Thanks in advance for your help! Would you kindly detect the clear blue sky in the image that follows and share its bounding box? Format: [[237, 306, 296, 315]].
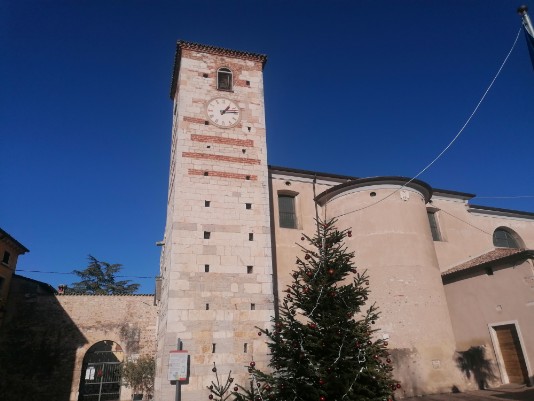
[[2, 1, 533, 293]]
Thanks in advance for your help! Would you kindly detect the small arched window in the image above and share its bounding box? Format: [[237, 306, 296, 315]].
[[217, 67, 233, 91], [493, 228, 521, 248]]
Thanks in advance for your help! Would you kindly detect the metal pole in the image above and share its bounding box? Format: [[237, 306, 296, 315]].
[[98, 364, 103, 401], [518, 5, 534, 35], [175, 338, 182, 401]]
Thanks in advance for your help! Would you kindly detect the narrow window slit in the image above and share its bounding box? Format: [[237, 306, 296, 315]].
[[249, 233, 254, 241], [205, 264, 210, 272], [244, 343, 248, 353], [205, 200, 211, 207], [247, 266, 253, 274], [251, 303, 256, 310], [212, 343, 216, 353], [204, 231, 211, 239]]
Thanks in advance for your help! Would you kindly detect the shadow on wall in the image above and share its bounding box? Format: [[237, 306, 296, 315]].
[[455, 346, 498, 390], [0, 275, 87, 401]]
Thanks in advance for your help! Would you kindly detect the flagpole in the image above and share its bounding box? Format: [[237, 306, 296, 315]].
[[518, 5, 534, 35]]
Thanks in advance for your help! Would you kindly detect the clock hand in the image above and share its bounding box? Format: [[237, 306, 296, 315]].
[[220, 105, 230, 115]]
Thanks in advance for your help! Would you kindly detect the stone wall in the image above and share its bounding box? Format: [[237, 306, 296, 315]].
[[0, 275, 157, 401], [57, 294, 157, 400]]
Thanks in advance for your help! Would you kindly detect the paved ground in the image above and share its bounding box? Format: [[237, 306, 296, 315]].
[[402, 385, 534, 401]]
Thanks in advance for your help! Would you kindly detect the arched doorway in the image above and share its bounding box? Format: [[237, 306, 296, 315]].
[[78, 340, 124, 401]]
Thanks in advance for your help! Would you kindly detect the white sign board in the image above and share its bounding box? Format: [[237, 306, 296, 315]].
[[85, 366, 95, 380], [168, 350, 188, 381]]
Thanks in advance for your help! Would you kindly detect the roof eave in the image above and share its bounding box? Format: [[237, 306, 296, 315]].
[[0, 228, 29, 254], [468, 204, 534, 220], [442, 249, 534, 279]]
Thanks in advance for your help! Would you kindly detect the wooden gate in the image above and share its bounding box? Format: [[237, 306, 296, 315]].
[[494, 324, 529, 384]]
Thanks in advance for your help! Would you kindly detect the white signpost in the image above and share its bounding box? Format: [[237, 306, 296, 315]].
[[168, 350, 188, 381]]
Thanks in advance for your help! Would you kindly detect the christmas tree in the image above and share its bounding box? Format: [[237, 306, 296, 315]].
[[209, 219, 399, 401]]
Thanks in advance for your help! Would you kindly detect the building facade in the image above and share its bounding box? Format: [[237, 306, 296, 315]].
[[0, 228, 29, 326], [156, 41, 534, 399]]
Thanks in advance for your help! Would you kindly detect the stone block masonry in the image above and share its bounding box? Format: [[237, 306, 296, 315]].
[[155, 41, 274, 401]]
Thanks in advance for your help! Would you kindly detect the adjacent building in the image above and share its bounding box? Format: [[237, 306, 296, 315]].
[[0, 228, 29, 326]]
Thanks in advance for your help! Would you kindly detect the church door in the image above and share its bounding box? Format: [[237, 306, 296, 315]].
[[494, 324, 529, 384]]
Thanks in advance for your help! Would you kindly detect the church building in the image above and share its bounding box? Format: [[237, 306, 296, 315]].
[[155, 41, 534, 400]]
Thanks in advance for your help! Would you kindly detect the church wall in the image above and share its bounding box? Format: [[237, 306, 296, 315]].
[[431, 197, 534, 271], [270, 174, 465, 396], [321, 183, 464, 396], [444, 260, 534, 388], [270, 174, 337, 294]]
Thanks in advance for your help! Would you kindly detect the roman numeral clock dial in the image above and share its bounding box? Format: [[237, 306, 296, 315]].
[[206, 97, 241, 128]]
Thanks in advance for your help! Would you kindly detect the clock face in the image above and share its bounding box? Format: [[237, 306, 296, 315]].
[[206, 98, 240, 128]]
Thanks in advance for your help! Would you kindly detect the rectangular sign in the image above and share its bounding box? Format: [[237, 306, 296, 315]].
[[85, 366, 95, 380], [168, 350, 188, 381]]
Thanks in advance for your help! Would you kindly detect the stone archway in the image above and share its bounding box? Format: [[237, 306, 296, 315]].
[[78, 340, 124, 401]]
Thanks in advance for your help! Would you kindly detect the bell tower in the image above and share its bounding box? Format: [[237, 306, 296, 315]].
[[155, 41, 274, 401]]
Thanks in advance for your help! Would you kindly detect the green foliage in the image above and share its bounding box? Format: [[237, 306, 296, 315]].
[[121, 355, 155, 399], [209, 219, 399, 401], [67, 255, 140, 295]]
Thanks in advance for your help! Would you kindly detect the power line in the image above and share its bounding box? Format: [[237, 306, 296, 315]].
[[438, 209, 493, 237], [16, 269, 155, 279], [332, 27, 523, 220]]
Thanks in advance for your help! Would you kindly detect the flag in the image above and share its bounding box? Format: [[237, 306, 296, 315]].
[[524, 24, 534, 70]]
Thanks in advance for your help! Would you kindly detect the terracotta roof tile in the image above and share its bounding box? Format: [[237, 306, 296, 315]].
[[177, 41, 267, 64], [442, 248, 533, 277]]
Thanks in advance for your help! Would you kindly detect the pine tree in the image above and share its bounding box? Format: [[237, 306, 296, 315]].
[[208, 219, 400, 401], [67, 255, 140, 294], [253, 219, 399, 401]]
